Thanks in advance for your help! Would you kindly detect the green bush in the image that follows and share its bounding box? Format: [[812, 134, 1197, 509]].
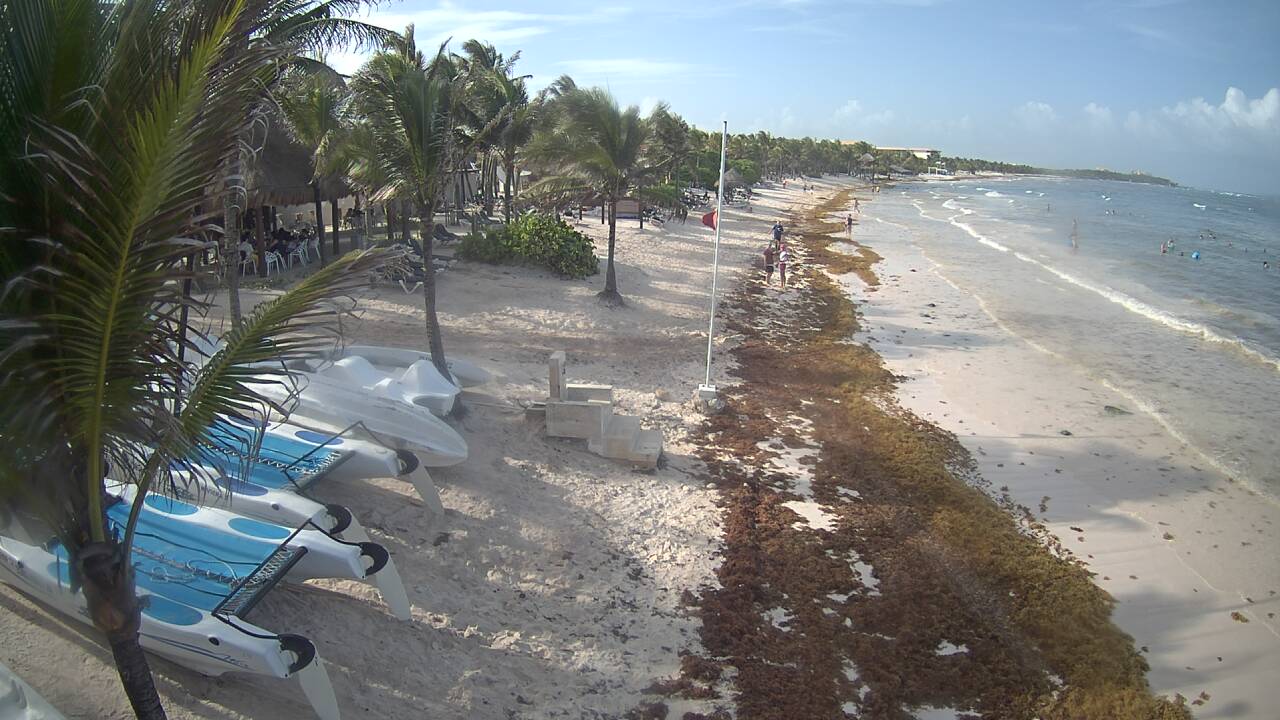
[[456, 213, 599, 279], [455, 226, 510, 264]]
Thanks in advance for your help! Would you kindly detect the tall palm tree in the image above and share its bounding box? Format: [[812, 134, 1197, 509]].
[[0, 1, 394, 717], [648, 103, 692, 188], [278, 71, 351, 263], [526, 86, 651, 306], [352, 28, 477, 379], [460, 42, 538, 223]]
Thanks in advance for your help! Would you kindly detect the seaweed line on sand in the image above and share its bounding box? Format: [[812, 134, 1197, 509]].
[[661, 187, 1193, 720]]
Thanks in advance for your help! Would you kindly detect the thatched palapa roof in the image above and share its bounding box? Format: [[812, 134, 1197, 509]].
[[245, 119, 350, 206]]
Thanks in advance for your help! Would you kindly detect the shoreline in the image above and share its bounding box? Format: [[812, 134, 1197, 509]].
[[846, 191, 1280, 717], [674, 183, 1190, 718]]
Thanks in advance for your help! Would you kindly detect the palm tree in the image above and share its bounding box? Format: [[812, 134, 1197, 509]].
[[464, 43, 537, 223], [0, 0, 395, 717], [352, 28, 473, 379], [278, 71, 351, 264], [526, 86, 651, 306], [648, 103, 693, 188]]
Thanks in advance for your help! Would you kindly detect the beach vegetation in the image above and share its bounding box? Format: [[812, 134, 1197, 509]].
[[457, 212, 598, 278]]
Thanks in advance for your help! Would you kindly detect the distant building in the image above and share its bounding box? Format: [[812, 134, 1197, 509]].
[[840, 141, 941, 162]]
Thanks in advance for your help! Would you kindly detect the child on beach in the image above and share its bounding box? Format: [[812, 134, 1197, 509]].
[[777, 242, 790, 287], [763, 244, 776, 283]]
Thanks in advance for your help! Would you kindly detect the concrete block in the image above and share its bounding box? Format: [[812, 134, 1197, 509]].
[[548, 351, 566, 399], [546, 399, 610, 440], [564, 383, 613, 403], [588, 414, 640, 458], [629, 429, 663, 467]]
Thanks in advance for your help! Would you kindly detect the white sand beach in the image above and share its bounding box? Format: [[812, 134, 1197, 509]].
[[842, 199, 1280, 718], [0, 179, 816, 719]]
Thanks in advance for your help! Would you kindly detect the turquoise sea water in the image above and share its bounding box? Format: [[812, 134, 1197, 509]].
[[875, 177, 1280, 498]]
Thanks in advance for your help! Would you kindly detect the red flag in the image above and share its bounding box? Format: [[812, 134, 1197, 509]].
[[701, 210, 717, 230]]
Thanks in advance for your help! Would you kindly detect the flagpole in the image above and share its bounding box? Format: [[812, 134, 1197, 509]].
[[702, 120, 729, 393]]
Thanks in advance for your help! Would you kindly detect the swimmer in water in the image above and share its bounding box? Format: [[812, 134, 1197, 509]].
[[1264, 261, 1270, 270], [1070, 219, 1079, 252]]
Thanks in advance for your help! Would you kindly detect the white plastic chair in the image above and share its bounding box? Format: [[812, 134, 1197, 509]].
[[265, 250, 284, 276], [238, 242, 257, 276], [306, 238, 321, 262], [288, 244, 307, 268]]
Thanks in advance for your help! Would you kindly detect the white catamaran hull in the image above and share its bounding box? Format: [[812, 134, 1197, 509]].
[[250, 373, 468, 467], [329, 345, 492, 389]]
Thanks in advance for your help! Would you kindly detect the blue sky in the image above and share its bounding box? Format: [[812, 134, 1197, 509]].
[[329, 0, 1280, 194]]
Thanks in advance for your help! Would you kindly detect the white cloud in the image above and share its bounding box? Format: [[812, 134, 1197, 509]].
[[325, 2, 630, 75], [1162, 87, 1279, 133], [863, 109, 896, 125], [1083, 102, 1113, 128], [835, 99, 862, 118], [1014, 100, 1058, 128], [833, 99, 894, 126]]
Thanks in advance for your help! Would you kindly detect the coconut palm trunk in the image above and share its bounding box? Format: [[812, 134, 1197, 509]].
[[312, 183, 327, 264], [330, 195, 341, 257], [417, 200, 450, 379], [601, 194, 621, 305], [223, 196, 243, 328], [503, 158, 515, 223], [81, 542, 167, 720]]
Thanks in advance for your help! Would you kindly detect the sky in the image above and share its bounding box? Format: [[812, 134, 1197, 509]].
[[327, 0, 1280, 195]]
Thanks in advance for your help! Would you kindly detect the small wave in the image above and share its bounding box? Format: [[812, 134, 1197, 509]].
[[941, 199, 961, 211], [984, 191, 1004, 198], [1193, 203, 1206, 209], [1025, 190, 1034, 194], [945, 214, 1280, 374], [1037, 192, 1045, 197], [975, 187, 989, 191]]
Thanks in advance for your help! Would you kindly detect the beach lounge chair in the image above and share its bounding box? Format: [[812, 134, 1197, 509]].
[[0, 484, 398, 720]]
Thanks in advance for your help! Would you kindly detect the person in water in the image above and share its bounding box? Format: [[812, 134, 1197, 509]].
[[846, 214, 854, 233]]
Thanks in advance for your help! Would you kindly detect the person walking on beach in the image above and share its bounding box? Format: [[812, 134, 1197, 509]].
[[854, 198, 860, 213], [772, 221, 784, 245], [763, 243, 776, 284], [846, 214, 854, 234], [777, 242, 791, 287]]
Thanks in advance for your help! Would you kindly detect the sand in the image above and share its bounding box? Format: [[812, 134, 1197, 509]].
[[843, 200, 1280, 718], [4, 173, 1271, 719], [0, 179, 811, 719]]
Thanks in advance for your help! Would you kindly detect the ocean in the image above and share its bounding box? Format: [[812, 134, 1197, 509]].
[[870, 176, 1280, 499]]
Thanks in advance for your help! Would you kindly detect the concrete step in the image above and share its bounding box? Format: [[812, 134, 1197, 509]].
[[587, 415, 662, 467], [588, 414, 640, 457], [628, 429, 663, 467]]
